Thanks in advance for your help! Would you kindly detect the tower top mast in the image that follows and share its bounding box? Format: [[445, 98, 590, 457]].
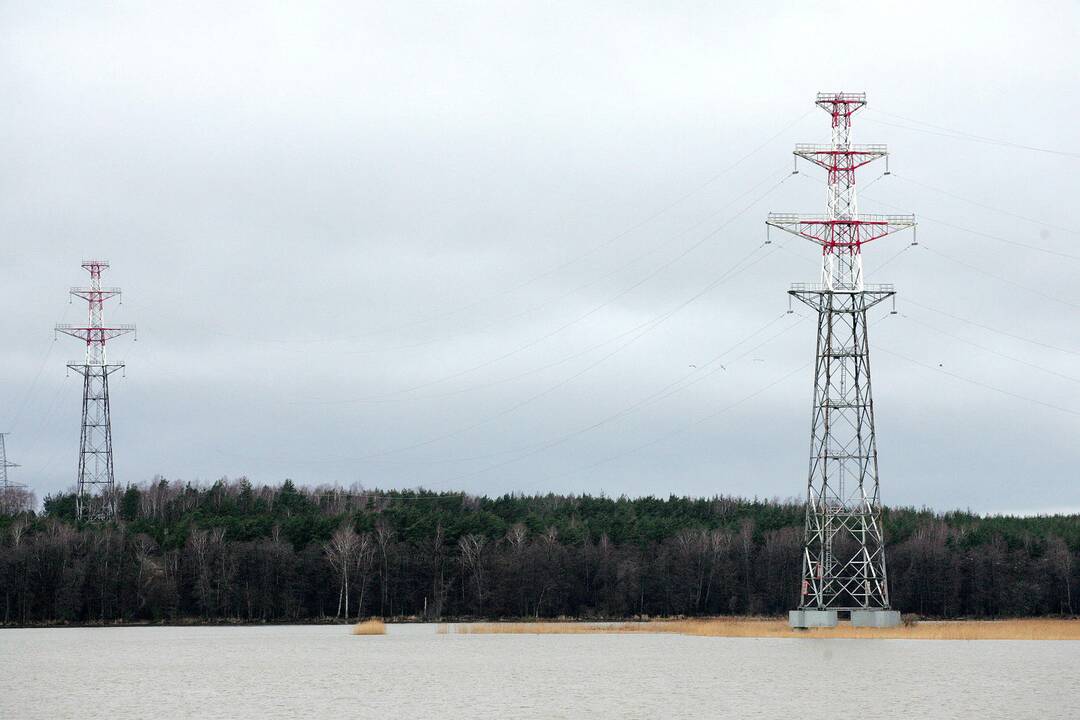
[[768, 92, 914, 292]]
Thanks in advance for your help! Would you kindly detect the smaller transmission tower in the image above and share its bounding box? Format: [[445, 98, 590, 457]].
[[56, 260, 135, 521], [0, 433, 28, 515], [0, 433, 23, 491]]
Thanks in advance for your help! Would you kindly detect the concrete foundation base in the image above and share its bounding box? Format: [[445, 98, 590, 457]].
[[789, 609, 838, 628], [850, 609, 902, 628]]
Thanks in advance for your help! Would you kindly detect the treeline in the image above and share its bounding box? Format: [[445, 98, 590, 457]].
[[0, 477, 1076, 625]]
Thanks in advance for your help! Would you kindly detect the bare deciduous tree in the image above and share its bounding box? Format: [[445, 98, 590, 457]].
[[0, 486, 34, 516], [352, 532, 375, 620], [427, 524, 449, 620], [1047, 535, 1074, 616], [323, 525, 361, 619], [374, 520, 395, 616], [458, 534, 487, 614]]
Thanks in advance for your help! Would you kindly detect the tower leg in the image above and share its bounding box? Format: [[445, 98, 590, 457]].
[[75, 368, 92, 520]]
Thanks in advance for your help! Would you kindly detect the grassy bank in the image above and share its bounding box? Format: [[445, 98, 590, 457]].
[[446, 617, 1080, 640], [351, 619, 387, 635]]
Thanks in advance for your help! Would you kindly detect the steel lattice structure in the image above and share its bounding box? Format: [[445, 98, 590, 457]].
[[0, 433, 21, 492], [56, 260, 135, 521], [768, 93, 914, 628], [0, 433, 26, 515]]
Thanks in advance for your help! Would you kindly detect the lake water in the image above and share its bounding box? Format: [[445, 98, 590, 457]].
[[0, 624, 1075, 719]]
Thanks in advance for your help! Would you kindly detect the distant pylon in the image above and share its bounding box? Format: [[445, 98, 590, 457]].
[[56, 260, 135, 521], [0, 433, 26, 515], [767, 93, 915, 628], [0, 433, 22, 490]]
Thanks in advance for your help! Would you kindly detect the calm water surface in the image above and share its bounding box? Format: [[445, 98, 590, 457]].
[[0, 624, 1076, 719]]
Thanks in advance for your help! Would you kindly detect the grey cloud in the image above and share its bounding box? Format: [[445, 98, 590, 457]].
[[2, 1, 1079, 513]]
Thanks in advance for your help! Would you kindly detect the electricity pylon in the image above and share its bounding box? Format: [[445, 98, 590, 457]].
[[56, 260, 135, 521], [0, 432, 22, 490], [767, 93, 914, 628], [0, 433, 27, 515]]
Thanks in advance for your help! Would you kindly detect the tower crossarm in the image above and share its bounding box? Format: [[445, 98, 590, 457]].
[[815, 92, 867, 115], [788, 285, 895, 313], [794, 144, 887, 172], [767, 213, 915, 249], [55, 323, 136, 344], [66, 360, 124, 376], [815, 92, 866, 106], [0, 433, 23, 491], [70, 286, 122, 302]]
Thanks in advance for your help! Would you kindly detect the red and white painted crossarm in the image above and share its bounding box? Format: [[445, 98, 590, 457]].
[[793, 144, 887, 172], [69, 286, 122, 302], [766, 213, 916, 248], [814, 92, 867, 114]]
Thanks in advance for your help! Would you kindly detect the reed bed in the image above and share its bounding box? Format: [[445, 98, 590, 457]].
[[351, 619, 387, 636], [450, 618, 1080, 640]]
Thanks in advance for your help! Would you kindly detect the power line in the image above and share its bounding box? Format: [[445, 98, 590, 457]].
[[151, 110, 815, 350], [889, 173, 1079, 236], [19, 380, 70, 471], [315, 171, 797, 404], [867, 110, 1080, 159], [427, 312, 808, 488], [418, 311, 806, 474], [865, 243, 914, 276], [522, 361, 811, 491], [524, 304, 884, 495], [332, 164, 795, 358], [222, 253, 788, 469], [360, 304, 723, 405], [351, 244, 781, 405], [920, 243, 1080, 310], [899, 311, 1080, 387], [863, 192, 1080, 262], [337, 107, 808, 340], [904, 298, 1080, 359], [6, 302, 72, 432], [7, 336, 58, 433], [333, 305, 788, 466], [154, 164, 792, 360], [877, 345, 1080, 419], [798, 169, 1080, 264]]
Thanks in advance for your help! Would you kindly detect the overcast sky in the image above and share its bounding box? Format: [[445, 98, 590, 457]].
[[2, 1, 1078, 514]]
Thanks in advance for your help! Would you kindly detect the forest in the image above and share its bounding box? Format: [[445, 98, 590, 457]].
[[0, 478, 1076, 625]]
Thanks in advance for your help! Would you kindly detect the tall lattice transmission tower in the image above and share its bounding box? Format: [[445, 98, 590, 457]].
[[768, 93, 915, 628], [56, 260, 135, 521]]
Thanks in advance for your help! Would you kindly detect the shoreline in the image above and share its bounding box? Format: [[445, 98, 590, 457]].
[[446, 617, 1080, 640], [8, 616, 1080, 640]]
